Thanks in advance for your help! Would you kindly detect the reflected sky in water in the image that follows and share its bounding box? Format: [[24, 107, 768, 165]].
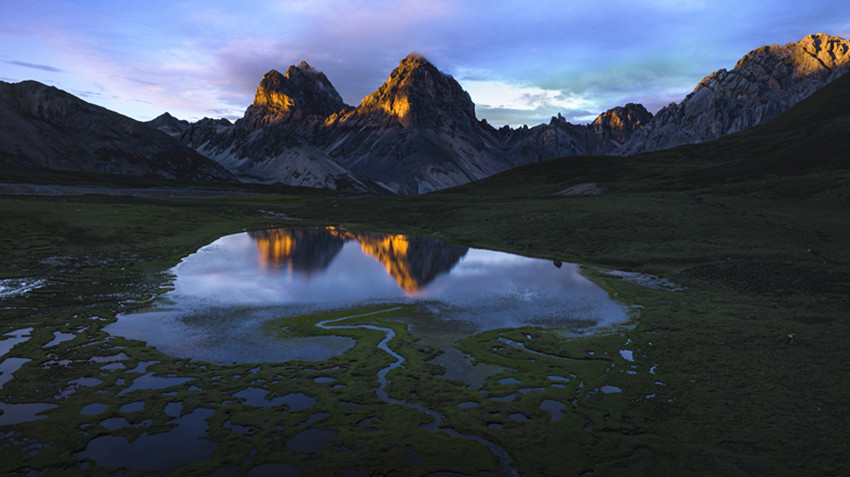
[[107, 228, 630, 363]]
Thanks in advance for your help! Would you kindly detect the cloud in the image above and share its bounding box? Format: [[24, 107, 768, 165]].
[[4, 60, 62, 73], [2, 0, 847, 125], [476, 104, 597, 128]]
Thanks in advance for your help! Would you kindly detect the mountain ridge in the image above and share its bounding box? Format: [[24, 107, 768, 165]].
[[173, 33, 848, 193], [0, 80, 235, 181], [625, 33, 850, 153], [6, 33, 845, 193]]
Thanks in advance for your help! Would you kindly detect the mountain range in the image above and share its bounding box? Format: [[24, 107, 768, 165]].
[[169, 33, 849, 193], [1, 33, 847, 192], [0, 81, 233, 182]]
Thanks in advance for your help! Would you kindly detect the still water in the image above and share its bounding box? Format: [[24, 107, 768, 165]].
[[107, 227, 629, 363]]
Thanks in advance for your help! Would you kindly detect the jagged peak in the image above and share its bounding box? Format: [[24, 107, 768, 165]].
[[732, 33, 850, 72], [355, 53, 476, 130], [245, 62, 346, 128], [591, 103, 652, 145], [153, 111, 182, 121], [399, 52, 432, 68], [285, 61, 322, 79]]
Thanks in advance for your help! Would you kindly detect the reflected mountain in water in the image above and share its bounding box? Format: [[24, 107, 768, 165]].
[[248, 227, 468, 292], [249, 228, 345, 274]]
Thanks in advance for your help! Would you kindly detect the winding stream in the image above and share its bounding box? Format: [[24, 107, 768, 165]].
[[317, 308, 518, 476]]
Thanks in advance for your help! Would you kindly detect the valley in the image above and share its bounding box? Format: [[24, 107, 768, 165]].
[[1, 71, 849, 475], [1, 28, 849, 477]]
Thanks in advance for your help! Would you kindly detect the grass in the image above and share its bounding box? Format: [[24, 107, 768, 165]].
[[0, 74, 849, 475]]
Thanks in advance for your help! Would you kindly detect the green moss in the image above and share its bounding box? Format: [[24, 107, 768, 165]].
[[2, 88, 850, 477]]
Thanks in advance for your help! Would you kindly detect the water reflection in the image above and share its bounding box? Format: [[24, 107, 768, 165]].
[[250, 228, 346, 274], [249, 227, 468, 292], [107, 227, 629, 364]]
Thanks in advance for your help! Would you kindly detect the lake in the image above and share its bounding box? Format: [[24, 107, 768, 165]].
[[106, 227, 630, 364]]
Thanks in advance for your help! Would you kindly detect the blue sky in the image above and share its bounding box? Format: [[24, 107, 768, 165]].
[[1, 0, 847, 127]]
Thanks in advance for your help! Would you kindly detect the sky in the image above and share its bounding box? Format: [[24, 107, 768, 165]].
[[1, 1, 848, 127]]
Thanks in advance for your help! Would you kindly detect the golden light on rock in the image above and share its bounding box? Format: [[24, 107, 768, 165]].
[[249, 227, 459, 293], [253, 229, 298, 270], [354, 233, 420, 292]]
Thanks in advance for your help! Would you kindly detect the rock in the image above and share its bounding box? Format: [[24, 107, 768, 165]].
[[174, 34, 850, 194], [146, 112, 189, 137], [241, 62, 348, 129], [591, 103, 653, 150], [0, 80, 235, 181], [625, 33, 850, 153]]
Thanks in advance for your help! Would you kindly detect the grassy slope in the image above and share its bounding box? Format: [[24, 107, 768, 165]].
[[280, 73, 850, 474], [0, 75, 848, 475]]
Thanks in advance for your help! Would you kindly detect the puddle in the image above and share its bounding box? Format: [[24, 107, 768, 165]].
[[457, 401, 479, 409], [286, 428, 338, 452], [57, 377, 102, 398], [165, 402, 182, 418], [619, 349, 634, 362], [90, 353, 129, 363], [428, 345, 504, 388], [232, 388, 316, 411], [100, 417, 133, 430], [601, 269, 682, 291], [282, 393, 317, 411], [126, 360, 157, 373], [498, 336, 581, 361], [45, 331, 75, 347], [299, 412, 329, 427], [107, 309, 355, 364], [233, 387, 288, 408], [77, 408, 216, 472], [313, 377, 336, 383], [498, 377, 521, 385], [588, 385, 623, 397], [0, 327, 33, 357], [518, 387, 545, 394], [118, 372, 193, 395], [490, 394, 517, 402], [0, 279, 46, 299], [0, 401, 57, 425], [80, 403, 108, 416], [539, 400, 567, 422], [223, 420, 254, 434], [120, 402, 144, 413], [508, 413, 530, 422], [547, 375, 570, 383], [0, 357, 30, 390]]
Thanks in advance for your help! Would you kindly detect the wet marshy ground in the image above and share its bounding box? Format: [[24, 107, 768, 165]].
[[0, 227, 674, 475]]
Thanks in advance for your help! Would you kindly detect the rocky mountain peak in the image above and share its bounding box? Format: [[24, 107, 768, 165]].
[[724, 33, 850, 85], [591, 103, 652, 145], [356, 53, 477, 131], [242, 63, 346, 129], [625, 33, 850, 154], [147, 112, 189, 137]]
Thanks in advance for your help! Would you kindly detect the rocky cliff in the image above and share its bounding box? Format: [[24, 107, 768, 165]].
[[241, 62, 348, 130], [182, 54, 521, 194], [147, 112, 189, 137], [175, 33, 849, 193], [0, 80, 234, 181], [626, 33, 850, 153], [592, 104, 653, 150], [322, 54, 513, 193]]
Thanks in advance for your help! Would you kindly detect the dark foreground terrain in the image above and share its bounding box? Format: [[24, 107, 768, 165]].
[[0, 75, 848, 476]]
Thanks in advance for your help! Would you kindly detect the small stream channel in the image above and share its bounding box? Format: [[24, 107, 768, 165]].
[[316, 308, 518, 476]]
